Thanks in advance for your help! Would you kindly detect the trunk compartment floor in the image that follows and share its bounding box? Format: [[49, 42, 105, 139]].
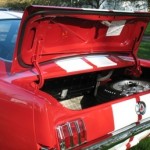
[[60, 96, 83, 110]]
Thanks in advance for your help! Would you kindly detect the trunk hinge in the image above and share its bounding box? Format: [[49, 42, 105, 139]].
[[127, 38, 142, 77], [32, 40, 44, 89], [131, 27, 145, 77], [132, 53, 142, 77]]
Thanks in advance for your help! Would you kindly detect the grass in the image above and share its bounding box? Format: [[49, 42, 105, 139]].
[[137, 22, 150, 60], [130, 24, 150, 150], [131, 138, 150, 150], [138, 41, 150, 60], [144, 23, 150, 35]]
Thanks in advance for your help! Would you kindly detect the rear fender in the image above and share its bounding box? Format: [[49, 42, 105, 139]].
[[139, 59, 150, 68]]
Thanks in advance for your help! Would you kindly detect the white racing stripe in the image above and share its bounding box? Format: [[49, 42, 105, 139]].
[[55, 55, 117, 72], [55, 57, 93, 72], [118, 56, 134, 61], [112, 98, 138, 131], [85, 55, 117, 67]]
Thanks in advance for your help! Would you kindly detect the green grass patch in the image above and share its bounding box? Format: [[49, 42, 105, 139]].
[[131, 137, 150, 150], [144, 23, 150, 35], [138, 41, 150, 60], [136, 22, 150, 59]]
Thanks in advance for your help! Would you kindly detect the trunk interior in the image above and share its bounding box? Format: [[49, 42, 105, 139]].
[[41, 67, 150, 110]]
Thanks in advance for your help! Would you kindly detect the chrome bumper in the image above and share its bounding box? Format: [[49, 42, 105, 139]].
[[82, 120, 150, 150]]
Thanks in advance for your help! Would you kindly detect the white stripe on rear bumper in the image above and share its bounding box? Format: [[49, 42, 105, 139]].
[[112, 98, 138, 131]]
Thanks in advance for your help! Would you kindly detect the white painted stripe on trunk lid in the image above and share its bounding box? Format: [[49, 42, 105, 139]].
[[85, 55, 117, 67], [55, 57, 93, 72]]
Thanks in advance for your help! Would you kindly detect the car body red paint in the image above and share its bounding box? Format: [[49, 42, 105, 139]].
[[0, 5, 150, 150]]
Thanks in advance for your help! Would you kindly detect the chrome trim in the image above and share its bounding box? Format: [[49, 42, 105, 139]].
[[82, 120, 150, 150], [57, 126, 66, 150], [57, 119, 87, 150], [136, 101, 146, 115], [75, 120, 81, 144], [67, 122, 74, 147]]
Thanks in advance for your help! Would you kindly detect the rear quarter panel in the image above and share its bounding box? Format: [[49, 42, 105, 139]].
[[0, 80, 37, 150]]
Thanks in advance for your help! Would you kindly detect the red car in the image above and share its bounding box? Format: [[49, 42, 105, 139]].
[[0, 5, 150, 150]]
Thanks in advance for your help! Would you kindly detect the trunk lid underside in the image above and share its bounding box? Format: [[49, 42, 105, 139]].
[[11, 5, 150, 73]]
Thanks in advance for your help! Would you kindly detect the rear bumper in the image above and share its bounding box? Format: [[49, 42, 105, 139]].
[[82, 119, 150, 150]]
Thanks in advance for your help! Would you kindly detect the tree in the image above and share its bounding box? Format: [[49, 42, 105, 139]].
[[6, 0, 32, 10], [3, 0, 149, 11], [85, 0, 107, 9], [65, 0, 106, 8], [32, 0, 63, 5]]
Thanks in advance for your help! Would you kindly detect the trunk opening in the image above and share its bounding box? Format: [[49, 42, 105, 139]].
[[41, 67, 150, 110]]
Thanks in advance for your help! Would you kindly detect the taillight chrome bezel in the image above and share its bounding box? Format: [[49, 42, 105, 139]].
[[56, 119, 87, 150]]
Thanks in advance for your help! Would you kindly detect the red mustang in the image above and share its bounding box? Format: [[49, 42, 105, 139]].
[[0, 5, 150, 150]]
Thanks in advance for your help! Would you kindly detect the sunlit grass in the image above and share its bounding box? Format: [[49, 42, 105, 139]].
[[144, 23, 150, 35], [138, 41, 150, 60], [130, 137, 150, 150]]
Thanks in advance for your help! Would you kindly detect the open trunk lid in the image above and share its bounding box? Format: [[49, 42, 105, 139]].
[[11, 5, 150, 73]]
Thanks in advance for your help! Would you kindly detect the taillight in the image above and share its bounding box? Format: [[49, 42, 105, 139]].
[[77, 119, 86, 144], [56, 119, 87, 150]]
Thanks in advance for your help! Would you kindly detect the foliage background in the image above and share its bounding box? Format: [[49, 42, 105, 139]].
[[0, 0, 149, 10]]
